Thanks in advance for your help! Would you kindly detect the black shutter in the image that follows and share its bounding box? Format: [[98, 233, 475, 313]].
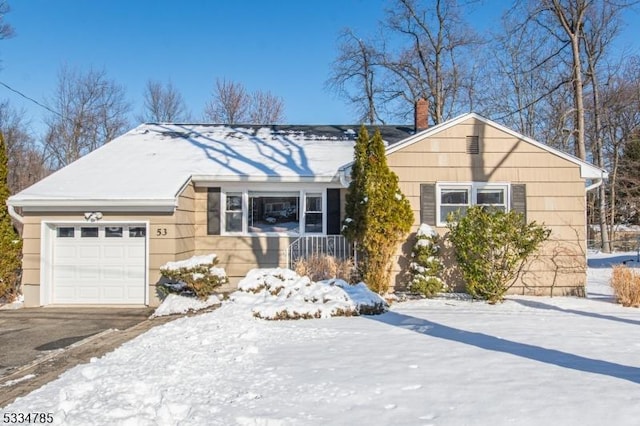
[[420, 183, 437, 225], [326, 188, 341, 235], [511, 184, 526, 220], [207, 187, 221, 235]]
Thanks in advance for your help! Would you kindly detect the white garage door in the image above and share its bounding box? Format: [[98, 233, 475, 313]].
[[52, 224, 147, 304]]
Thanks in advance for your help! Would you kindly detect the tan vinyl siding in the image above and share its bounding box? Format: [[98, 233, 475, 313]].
[[387, 116, 589, 296], [17, 182, 197, 307]]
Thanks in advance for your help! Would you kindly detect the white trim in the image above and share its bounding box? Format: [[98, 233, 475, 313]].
[[436, 182, 510, 226], [40, 220, 150, 306], [192, 174, 339, 183], [40, 223, 52, 305], [174, 176, 193, 199], [13, 199, 176, 212]]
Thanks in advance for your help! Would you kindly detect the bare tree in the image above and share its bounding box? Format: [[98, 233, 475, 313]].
[[249, 90, 285, 124], [581, 2, 625, 252], [514, 0, 637, 161], [381, 0, 481, 124], [544, 0, 591, 160], [204, 78, 250, 124], [0, 1, 14, 41], [484, 10, 568, 140], [44, 66, 131, 170], [0, 101, 47, 193], [327, 29, 385, 124], [328, 0, 482, 125], [601, 57, 640, 228], [204, 78, 285, 124], [137, 80, 190, 123]]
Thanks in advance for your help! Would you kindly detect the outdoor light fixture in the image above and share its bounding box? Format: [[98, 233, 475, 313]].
[[84, 211, 103, 222]]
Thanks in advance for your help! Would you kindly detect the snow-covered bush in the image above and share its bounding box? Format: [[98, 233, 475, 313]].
[[151, 294, 221, 318], [293, 255, 354, 282], [611, 265, 640, 307], [408, 224, 446, 297], [159, 254, 228, 300], [235, 268, 387, 320]]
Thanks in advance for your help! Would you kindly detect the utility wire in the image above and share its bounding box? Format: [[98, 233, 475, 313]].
[[0, 80, 64, 118]]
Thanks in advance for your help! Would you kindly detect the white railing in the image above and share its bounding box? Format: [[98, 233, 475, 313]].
[[287, 235, 354, 269]]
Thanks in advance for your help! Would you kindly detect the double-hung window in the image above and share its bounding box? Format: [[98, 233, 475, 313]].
[[304, 193, 323, 233], [476, 188, 506, 212], [225, 192, 243, 233], [440, 188, 470, 221], [437, 183, 509, 225]]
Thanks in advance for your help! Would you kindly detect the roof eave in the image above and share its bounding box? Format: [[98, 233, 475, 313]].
[[191, 174, 340, 184], [8, 198, 178, 213], [581, 165, 609, 180]]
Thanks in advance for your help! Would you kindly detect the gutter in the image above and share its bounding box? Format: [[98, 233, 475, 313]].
[[7, 198, 178, 213], [191, 174, 338, 183]]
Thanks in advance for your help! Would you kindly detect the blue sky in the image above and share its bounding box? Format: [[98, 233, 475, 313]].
[[0, 0, 638, 137]]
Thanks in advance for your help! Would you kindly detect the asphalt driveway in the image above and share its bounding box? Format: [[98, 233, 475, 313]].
[[0, 307, 154, 378]]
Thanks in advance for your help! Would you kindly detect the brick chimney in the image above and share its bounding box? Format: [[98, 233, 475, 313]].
[[414, 98, 429, 132]]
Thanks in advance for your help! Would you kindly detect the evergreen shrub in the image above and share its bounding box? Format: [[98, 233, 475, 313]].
[[0, 133, 22, 303], [447, 206, 550, 303], [159, 255, 228, 300], [409, 223, 446, 297]]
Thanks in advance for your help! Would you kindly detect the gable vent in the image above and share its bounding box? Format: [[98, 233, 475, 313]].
[[466, 136, 479, 154]]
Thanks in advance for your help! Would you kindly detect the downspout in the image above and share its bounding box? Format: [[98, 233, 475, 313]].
[[585, 178, 603, 193], [7, 203, 24, 225], [584, 173, 605, 256]]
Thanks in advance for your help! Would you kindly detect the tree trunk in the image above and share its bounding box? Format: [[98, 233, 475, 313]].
[[570, 31, 587, 160]]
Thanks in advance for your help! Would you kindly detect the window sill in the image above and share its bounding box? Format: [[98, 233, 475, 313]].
[[219, 232, 327, 237]]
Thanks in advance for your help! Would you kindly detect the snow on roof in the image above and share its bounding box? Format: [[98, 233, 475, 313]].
[[9, 124, 371, 209]]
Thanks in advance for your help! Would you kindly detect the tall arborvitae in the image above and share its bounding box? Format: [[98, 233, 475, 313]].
[[342, 126, 414, 294], [0, 132, 22, 302], [342, 126, 369, 243]]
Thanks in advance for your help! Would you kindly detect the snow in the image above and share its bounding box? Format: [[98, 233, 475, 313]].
[[160, 254, 218, 271], [8, 124, 359, 207], [160, 254, 227, 281], [416, 223, 437, 237], [4, 252, 640, 425], [235, 269, 386, 319], [150, 294, 221, 318], [0, 374, 35, 388]]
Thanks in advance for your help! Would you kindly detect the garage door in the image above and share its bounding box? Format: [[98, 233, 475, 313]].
[[52, 224, 146, 304]]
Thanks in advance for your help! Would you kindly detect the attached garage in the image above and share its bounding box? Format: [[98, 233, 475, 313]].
[[44, 223, 148, 305]]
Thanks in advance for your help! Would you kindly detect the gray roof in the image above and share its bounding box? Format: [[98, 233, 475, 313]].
[[146, 123, 415, 144]]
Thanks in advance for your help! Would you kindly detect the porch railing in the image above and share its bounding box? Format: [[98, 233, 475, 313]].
[[286, 235, 355, 269]]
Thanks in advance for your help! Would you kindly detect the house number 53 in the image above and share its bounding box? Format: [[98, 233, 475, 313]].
[[156, 228, 168, 236]]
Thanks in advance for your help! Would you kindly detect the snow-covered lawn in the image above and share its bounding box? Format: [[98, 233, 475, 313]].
[[4, 253, 640, 425]]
